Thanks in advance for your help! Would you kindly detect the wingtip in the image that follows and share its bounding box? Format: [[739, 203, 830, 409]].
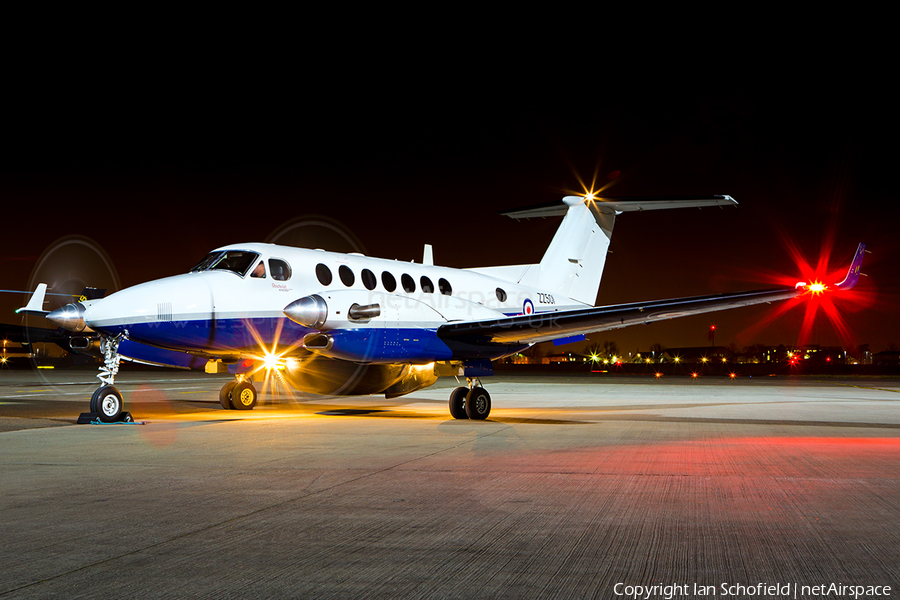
[[16, 283, 49, 315], [834, 243, 866, 290]]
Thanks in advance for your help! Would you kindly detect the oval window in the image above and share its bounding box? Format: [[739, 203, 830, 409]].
[[420, 276, 434, 293], [361, 268, 377, 290], [438, 278, 452, 295], [269, 259, 291, 281], [496, 288, 507, 302], [381, 271, 397, 292], [339, 265, 355, 287], [401, 274, 416, 293], [316, 264, 332, 286]]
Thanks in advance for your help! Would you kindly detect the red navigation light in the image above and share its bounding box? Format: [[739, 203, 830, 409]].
[[807, 281, 826, 295]]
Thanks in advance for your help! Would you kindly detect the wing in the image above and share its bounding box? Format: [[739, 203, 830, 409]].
[[438, 287, 803, 345], [438, 243, 867, 346]]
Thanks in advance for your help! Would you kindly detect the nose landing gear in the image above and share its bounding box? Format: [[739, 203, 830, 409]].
[[448, 378, 491, 420], [80, 332, 132, 423]]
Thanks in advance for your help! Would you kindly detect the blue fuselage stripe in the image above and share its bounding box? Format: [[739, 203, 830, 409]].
[[97, 317, 463, 363]]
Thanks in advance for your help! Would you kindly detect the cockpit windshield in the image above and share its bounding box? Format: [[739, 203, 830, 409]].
[[190, 250, 261, 277]]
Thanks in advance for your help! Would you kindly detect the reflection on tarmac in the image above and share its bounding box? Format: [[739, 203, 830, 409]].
[[1, 368, 898, 598]]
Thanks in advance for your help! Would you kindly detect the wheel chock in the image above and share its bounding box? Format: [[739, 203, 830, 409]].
[[77, 412, 139, 424]]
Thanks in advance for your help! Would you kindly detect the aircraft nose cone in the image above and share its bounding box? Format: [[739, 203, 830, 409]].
[[47, 303, 92, 332]]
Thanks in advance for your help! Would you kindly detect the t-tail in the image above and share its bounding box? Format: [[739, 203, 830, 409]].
[[500, 195, 738, 305]]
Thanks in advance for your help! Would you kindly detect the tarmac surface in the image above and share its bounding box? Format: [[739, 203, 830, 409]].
[[1, 368, 898, 599]]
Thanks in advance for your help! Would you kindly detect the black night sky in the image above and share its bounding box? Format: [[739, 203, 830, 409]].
[[2, 60, 897, 355]]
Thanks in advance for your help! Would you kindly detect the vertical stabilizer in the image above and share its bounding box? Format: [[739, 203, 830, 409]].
[[528, 197, 615, 305], [502, 195, 737, 306]]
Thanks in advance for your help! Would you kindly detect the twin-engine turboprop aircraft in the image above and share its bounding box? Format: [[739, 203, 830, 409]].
[[20, 195, 866, 422]]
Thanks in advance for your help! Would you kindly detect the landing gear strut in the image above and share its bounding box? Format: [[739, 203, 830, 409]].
[[448, 377, 491, 420], [86, 332, 128, 423], [219, 377, 258, 410]]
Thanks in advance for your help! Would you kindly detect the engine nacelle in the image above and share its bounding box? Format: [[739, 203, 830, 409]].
[[285, 290, 449, 331], [47, 302, 94, 333]]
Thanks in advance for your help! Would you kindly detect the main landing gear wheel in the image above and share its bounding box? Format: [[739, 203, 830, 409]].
[[219, 381, 237, 410], [449, 386, 469, 420], [230, 381, 258, 410], [94, 386, 124, 423], [465, 387, 491, 420]]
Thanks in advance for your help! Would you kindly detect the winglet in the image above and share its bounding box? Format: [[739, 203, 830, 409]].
[[834, 243, 866, 290], [16, 283, 49, 315]]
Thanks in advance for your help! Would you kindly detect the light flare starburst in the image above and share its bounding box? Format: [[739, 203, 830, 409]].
[[733, 226, 872, 349]]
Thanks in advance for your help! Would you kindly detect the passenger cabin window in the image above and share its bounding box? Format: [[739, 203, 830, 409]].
[[381, 271, 397, 292], [339, 265, 355, 287], [401, 274, 415, 293], [191, 250, 260, 277], [496, 288, 507, 302], [439, 278, 452, 295], [420, 276, 434, 293], [251, 261, 266, 278], [361, 269, 377, 290], [269, 259, 291, 281], [316, 264, 333, 286]]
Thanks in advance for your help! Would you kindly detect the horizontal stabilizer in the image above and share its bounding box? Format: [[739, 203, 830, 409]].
[[500, 195, 737, 219]]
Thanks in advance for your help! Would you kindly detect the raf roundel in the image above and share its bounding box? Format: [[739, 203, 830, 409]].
[[523, 299, 534, 315]]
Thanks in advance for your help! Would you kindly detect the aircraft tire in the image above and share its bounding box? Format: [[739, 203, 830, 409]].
[[449, 387, 469, 419], [231, 381, 257, 410], [219, 381, 237, 410], [96, 386, 124, 422], [465, 387, 491, 420], [89, 387, 103, 413]]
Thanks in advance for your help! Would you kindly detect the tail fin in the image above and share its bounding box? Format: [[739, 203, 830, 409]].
[[502, 195, 737, 305]]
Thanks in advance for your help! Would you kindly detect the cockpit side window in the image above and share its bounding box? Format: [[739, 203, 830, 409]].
[[193, 250, 261, 277], [250, 260, 266, 278], [269, 259, 291, 281]]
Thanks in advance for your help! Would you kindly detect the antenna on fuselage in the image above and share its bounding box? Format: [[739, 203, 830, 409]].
[[423, 244, 434, 266]]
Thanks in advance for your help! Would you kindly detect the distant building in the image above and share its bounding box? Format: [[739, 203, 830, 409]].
[[873, 351, 900, 366], [662, 344, 846, 365], [661, 346, 732, 364]]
